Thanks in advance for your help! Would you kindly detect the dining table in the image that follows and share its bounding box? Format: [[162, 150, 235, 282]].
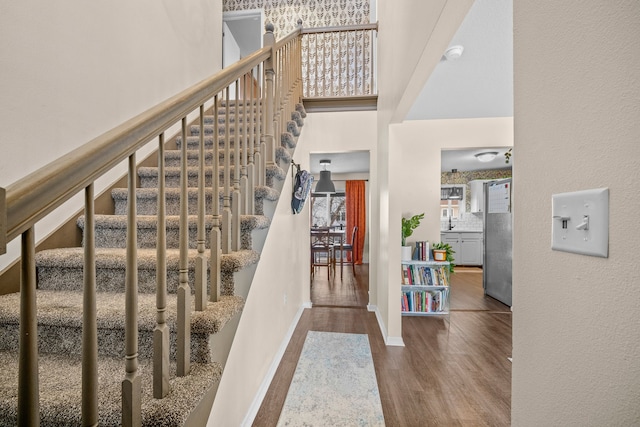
[[310, 227, 346, 274]]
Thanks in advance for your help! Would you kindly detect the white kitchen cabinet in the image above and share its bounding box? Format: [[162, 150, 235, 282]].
[[469, 180, 489, 213], [441, 233, 461, 261], [440, 232, 483, 266]]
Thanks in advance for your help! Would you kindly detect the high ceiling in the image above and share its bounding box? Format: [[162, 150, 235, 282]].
[[406, 0, 513, 121]]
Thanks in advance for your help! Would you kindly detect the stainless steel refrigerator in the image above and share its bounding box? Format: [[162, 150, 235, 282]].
[[483, 178, 512, 307]]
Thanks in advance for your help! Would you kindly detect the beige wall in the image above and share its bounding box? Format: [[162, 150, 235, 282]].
[[387, 117, 513, 343], [0, 0, 223, 271], [512, 1, 640, 425], [208, 150, 311, 426], [212, 110, 377, 425], [375, 0, 473, 344], [392, 118, 513, 247]]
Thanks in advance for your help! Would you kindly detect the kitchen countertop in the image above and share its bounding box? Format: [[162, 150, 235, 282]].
[[441, 230, 483, 233]]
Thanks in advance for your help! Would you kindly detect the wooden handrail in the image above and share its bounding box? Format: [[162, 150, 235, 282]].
[[301, 22, 378, 35], [2, 45, 273, 245]]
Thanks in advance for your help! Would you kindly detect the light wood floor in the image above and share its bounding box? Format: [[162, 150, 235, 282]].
[[253, 264, 512, 426]]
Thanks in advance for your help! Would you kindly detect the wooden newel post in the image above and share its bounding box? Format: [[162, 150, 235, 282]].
[[263, 23, 276, 169]]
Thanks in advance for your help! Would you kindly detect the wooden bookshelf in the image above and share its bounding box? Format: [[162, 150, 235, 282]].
[[401, 260, 450, 316]]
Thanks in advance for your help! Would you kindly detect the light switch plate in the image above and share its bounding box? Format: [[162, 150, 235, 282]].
[[552, 188, 609, 257]]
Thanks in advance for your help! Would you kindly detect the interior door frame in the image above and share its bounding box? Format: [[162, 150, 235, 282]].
[[222, 9, 264, 68]]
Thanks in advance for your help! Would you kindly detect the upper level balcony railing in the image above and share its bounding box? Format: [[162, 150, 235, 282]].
[[301, 23, 378, 111]]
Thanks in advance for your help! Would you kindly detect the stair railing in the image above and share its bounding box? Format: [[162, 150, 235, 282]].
[[0, 22, 302, 426]]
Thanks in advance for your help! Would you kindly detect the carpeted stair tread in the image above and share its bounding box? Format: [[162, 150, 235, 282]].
[[203, 115, 257, 125], [111, 186, 278, 216], [174, 136, 245, 150], [77, 215, 271, 234], [137, 164, 286, 188], [0, 290, 243, 336], [35, 247, 260, 295], [254, 185, 280, 202], [175, 134, 294, 152], [281, 132, 297, 149], [164, 146, 291, 167], [190, 124, 258, 136], [79, 214, 270, 232], [0, 350, 221, 426], [35, 247, 259, 272], [77, 214, 270, 250]]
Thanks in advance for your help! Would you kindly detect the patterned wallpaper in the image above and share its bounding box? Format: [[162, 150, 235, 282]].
[[223, 0, 371, 38], [441, 168, 513, 213], [224, 0, 373, 97], [441, 168, 512, 186]]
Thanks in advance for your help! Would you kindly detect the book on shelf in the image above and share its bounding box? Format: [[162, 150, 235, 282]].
[[412, 241, 431, 261], [401, 288, 449, 313], [401, 263, 449, 287]]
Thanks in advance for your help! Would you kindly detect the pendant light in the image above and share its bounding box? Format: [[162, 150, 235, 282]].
[[447, 169, 462, 200], [448, 187, 463, 200], [315, 159, 335, 193]]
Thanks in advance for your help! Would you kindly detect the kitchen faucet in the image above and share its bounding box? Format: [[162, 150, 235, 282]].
[[448, 213, 455, 230]]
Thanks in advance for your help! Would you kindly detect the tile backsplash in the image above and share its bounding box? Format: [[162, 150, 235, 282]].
[[441, 212, 483, 231]]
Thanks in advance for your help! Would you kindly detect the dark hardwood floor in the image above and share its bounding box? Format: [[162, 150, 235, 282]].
[[253, 265, 512, 426]]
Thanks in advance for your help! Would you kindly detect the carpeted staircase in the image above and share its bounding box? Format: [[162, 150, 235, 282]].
[[0, 100, 306, 425]]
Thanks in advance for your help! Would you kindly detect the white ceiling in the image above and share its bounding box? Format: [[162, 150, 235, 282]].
[[224, 13, 262, 57], [406, 0, 513, 121], [441, 147, 512, 172], [309, 152, 370, 175]]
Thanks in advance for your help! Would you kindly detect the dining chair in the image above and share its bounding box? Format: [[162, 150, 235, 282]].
[[310, 227, 332, 279], [334, 226, 358, 277]]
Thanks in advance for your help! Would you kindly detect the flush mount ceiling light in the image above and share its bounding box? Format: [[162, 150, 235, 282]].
[[315, 159, 336, 193], [475, 151, 499, 162], [444, 45, 464, 60]]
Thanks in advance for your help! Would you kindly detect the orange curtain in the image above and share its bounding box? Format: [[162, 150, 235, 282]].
[[346, 180, 366, 265]]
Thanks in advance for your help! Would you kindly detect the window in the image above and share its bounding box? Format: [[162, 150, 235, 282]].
[[440, 185, 465, 219], [310, 192, 346, 228]]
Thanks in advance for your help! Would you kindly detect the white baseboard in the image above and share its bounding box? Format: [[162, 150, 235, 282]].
[[373, 306, 405, 347], [241, 304, 306, 427]]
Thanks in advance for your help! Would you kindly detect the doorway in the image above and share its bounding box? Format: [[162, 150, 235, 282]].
[[440, 147, 513, 306], [222, 9, 264, 68], [309, 151, 370, 308]]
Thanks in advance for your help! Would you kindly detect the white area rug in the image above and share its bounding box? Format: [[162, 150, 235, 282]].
[[277, 331, 385, 426]]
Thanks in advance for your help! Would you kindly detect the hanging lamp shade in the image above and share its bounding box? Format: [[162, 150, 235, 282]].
[[315, 170, 336, 193], [448, 187, 463, 200]]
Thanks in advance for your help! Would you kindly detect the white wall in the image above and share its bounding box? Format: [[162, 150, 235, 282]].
[[512, 1, 640, 425], [0, 0, 223, 272]]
